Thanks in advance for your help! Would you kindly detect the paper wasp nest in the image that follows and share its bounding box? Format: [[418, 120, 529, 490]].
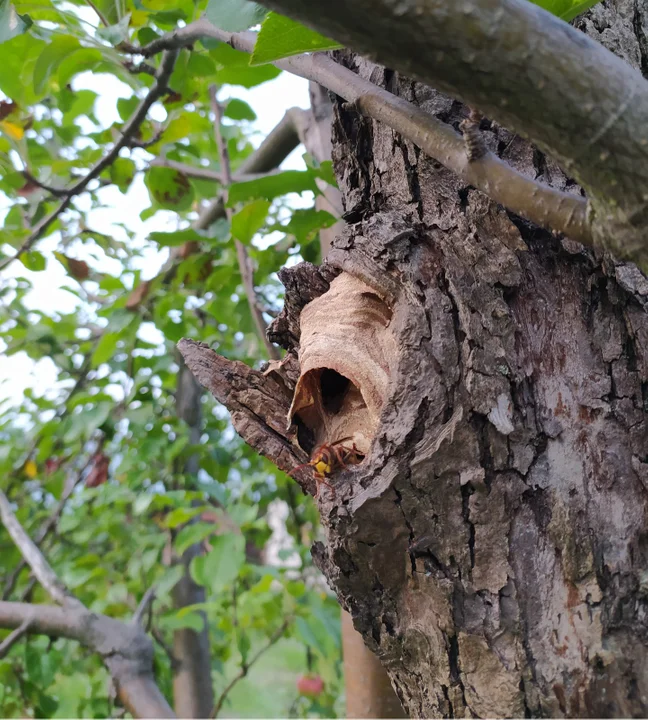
[[288, 273, 397, 456]]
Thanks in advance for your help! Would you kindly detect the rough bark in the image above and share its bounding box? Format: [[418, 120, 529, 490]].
[[181, 3, 648, 717], [299, 83, 405, 718]]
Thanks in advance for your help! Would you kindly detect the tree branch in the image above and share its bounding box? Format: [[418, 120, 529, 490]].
[[0, 487, 175, 718], [0, 617, 33, 659], [21, 170, 69, 197], [0, 489, 81, 608], [209, 85, 280, 360], [210, 618, 291, 718], [253, 0, 648, 265], [0, 50, 179, 272], [149, 157, 272, 183], [135, 20, 590, 251], [0, 602, 176, 718], [0, 471, 174, 717]]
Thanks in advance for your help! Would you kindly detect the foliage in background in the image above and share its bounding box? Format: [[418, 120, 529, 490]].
[[0, 0, 342, 715]]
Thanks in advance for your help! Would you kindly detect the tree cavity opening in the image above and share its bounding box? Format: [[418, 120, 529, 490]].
[[321, 369, 351, 415], [288, 273, 398, 458]]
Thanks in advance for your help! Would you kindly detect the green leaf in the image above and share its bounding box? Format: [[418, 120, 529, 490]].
[[187, 52, 216, 77], [149, 227, 204, 247], [91, 332, 119, 367], [145, 166, 194, 210], [202, 480, 227, 505], [0, 1, 31, 45], [164, 506, 204, 528], [224, 97, 256, 121], [174, 522, 216, 554], [57, 48, 103, 87], [133, 494, 154, 516], [210, 42, 281, 88], [190, 532, 245, 590], [231, 199, 270, 244], [274, 208, 337, 244], [0, 34, 45, 104], [228, 170, 318, 204], [161, 610, 205, 633], [530, 0, 600, 21], [156, 564, 185, 597], [217, 62, 281, 88], [110, 157, 136, 193], [33, 35, 81, 95], [96, 14, 131, 45], [117, 95, 139, 122], [237, 632, 250, 663], [19, 251, 46, 272], [295, 615, 328, 657], [160, 112, 211, 145], [251, 12, 342, 65], [205, 0, 266, 32]]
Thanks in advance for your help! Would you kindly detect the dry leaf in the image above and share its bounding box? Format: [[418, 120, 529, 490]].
[[125, 280, 152, 310]]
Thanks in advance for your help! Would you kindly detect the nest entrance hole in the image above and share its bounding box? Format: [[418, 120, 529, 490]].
[[320, 369, 351, 415]]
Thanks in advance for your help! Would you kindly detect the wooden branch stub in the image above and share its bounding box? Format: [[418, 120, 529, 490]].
[[268, 262, 341, 351], [176, 339, 315, 494]]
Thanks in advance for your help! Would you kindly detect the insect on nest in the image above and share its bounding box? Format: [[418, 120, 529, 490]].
[[290, 437, 365, 498]]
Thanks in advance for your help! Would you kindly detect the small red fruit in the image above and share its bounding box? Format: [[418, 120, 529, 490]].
[[85, 452, 109, 488], [296, 674, 324, 698], [45, 457, 61, 475]]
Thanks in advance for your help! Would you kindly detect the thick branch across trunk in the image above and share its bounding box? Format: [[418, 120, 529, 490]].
[[0, 601, 175, 718], [256, 0, 648, 264]]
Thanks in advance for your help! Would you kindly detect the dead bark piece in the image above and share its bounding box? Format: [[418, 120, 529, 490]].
[[177, 339, 314, 495], [289, 273, 397, 455], [267, 262, 340, 351]]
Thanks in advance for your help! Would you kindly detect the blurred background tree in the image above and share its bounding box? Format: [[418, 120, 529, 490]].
[[0, 0, 347, 715]]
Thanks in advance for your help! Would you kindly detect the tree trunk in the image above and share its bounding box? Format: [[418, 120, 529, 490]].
[[172, 357, 214, 718], [296, 82, 406, 719], [181, 3, 648, 717]]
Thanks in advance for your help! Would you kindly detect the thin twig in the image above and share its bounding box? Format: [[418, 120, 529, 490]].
[[119, 121, 166, 150], [133, 586, 156, 627], [82, 0, 109, 26], [134, 19, 589, 245], [209, 85, 279, 360], [152, 627, 180, 669], [122, 59, 157, 76], [21, 170, 69, 198], [0, 617, 33, 659], [0, 50, 179, 273], [0, 489, 82, 608], [210, 618, 292, 718], [2, 457, 91, 600], [149, 157, 272, 183]]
